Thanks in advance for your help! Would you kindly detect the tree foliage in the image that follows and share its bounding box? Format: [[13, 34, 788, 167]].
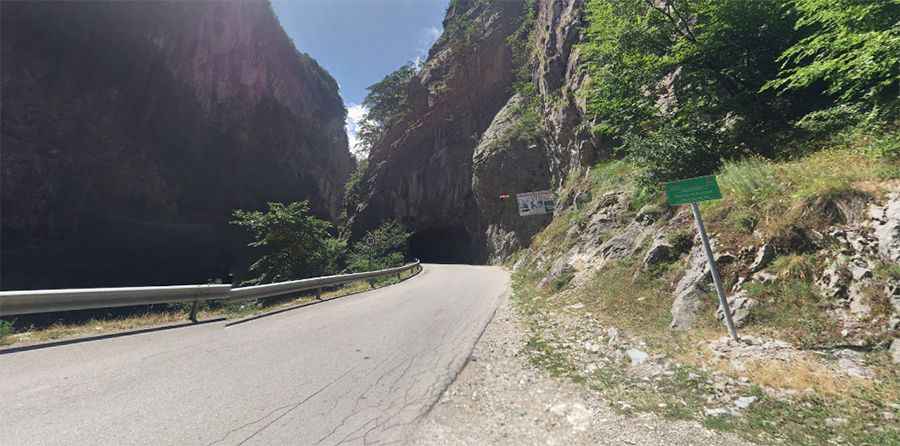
[[231, 201, 343, 284], [581, 0, 803, 182], [347, 221, 410, 273], [356, 63, 416, 153], [764, 0, 900, 107], [343, 158, 369, 218]]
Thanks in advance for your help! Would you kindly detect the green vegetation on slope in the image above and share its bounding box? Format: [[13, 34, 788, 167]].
[[511, 136, 900, 444], [578, 0, 899, 187]]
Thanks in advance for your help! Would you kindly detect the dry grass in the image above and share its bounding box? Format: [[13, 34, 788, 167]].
[[742, 357, 862, 396], [707, 148, 899, 245], [6, 311, 188, 345]]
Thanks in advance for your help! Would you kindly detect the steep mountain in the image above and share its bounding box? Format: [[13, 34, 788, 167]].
[[1, 0, 353, 289], [351, 0, 594, 263]]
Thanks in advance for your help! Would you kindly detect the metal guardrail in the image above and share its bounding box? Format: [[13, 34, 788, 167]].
[[0, 260, 422, 320]]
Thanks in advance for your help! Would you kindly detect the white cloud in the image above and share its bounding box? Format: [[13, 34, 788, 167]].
[[345, 103, 368, 159], [424, 25, 442, 44], [415, 25, 443, 69]]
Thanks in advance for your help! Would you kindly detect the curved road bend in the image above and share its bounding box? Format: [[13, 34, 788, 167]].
[[0, 264, 509, 446]]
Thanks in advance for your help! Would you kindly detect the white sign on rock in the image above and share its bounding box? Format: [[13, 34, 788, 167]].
[[516, 190, 556, 216]]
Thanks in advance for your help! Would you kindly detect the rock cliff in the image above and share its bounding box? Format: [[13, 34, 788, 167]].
[[352, 0, 597, 263], [351, 0, 528, 262], [1, 1, 353, 289]]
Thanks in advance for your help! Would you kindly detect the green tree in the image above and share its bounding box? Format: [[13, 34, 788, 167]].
[[343, 159, 369, 218], [764, 0, 900, 109], [580, 0, 799, 181], [347, 221, 411, 273], [231, 201, 344, 284], [357, 63, 416, 153]]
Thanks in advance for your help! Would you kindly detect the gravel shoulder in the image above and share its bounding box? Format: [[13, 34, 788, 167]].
[[413, 291, 754, 446]]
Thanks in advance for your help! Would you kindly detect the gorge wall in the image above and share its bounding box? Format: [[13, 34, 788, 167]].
[[352, 0, 597, 263], [1, 1, 353, 289]]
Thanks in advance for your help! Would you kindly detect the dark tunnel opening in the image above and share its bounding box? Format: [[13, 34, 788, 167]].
[[408, 226, 476, 264]]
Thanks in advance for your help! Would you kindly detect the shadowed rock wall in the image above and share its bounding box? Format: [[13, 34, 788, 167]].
[[1, 1, 353, 289]]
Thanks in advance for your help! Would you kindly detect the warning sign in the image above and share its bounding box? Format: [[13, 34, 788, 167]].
[[516, 190, 556, 216]]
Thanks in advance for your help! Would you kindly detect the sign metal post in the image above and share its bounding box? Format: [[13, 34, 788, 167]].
[[665, 176, 739, 341]]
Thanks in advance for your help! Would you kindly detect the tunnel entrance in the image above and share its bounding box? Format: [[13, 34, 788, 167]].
[[408, 226, 475, 264]]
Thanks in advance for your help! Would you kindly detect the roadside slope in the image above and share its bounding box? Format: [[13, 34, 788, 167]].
[[414, 291, 752, 445]]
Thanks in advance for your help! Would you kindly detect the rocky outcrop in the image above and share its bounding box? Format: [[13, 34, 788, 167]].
[[1, 1, 353, 289], [870, 192, 900, 262], [472, 94, 552, 263], [534, 0, 602, 184]]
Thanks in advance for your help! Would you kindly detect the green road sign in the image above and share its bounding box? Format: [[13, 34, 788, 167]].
[[665, 175, 722, 205]]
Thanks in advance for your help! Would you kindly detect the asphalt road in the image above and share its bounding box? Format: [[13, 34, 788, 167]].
[[0, 264, 509, 446]]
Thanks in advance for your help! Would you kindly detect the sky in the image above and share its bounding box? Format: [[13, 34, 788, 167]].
[[271, 0, 449, 155]]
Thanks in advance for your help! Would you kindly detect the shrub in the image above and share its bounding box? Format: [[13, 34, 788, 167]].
[[622, 126, 722, 187], [0, 320, 12, 343], [348, 221, 411, 273], [550, 268, 575, 291], [794, 104, 865, 136], [667, 229, 694, 256], [771, 254, 817, 280], [231, 201, 343, 284]]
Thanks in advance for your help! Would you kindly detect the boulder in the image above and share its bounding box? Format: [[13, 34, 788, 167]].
[[671, 287, 708, 330], [734, 396, 757, 410], [870, 193, 900, 262], [835, 350, 875, 379], [641, 234, 675, 270], [597, 222, 647, 263], [817, 260, 851, 300], [626, 349, 649, 365], [671, 243, 714, 329], [635, 204, 665, 225], [748, 243, 775, 273], [716, 291, 758, 328], [752, 270, 779, 285]]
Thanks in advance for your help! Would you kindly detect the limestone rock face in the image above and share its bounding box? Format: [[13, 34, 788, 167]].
[[1, 1, 353, 288], [671, 243, 715, 330], [534, 0, 603, 184], [352, 0, 600, 264], [472, 94, 552, 263], [870, 193, 900, 262], [351, 0, 527, 262]]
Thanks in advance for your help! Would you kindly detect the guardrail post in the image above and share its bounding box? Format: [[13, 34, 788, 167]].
[[315, 287, 322, 300], [189, 301, 199, 323]]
